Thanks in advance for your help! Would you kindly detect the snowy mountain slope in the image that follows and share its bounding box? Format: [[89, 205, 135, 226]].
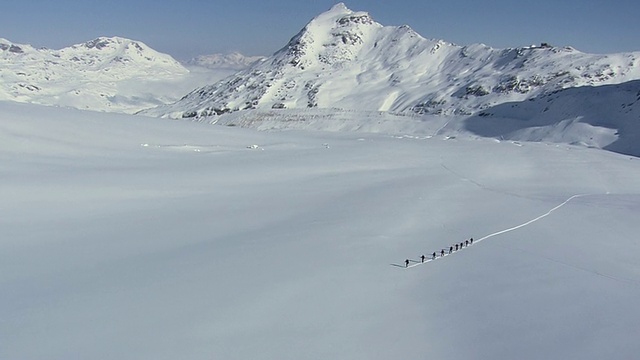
[[3, 101, 640, 359], [464, 80, 640, 156], [146, 3, 640, 119], [0, 37, 220, 113], [164, 78, 640, 157]]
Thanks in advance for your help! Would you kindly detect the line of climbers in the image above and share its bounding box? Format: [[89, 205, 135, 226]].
[[405, 237, 474, 267]]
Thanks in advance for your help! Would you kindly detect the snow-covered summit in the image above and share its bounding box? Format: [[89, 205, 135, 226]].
[[0, 38, 32, 54], [0, 36, 190, 113], [59, 36, 183, 72], [277, 2, 381, 69], [146, 3, 640, 119]]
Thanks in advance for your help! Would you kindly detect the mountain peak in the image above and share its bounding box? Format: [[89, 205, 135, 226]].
[[0, 38, 26, 54], [76, 36, 147, 54], [311, 3, 372, 26], [147, 4, 640, 121], [275, 4, 379, 70], [58, 36, 189, 72], [83, 36, 126, 49], [322, 2, 355, 18], [0, 36, 189, 113], [329, 2, 349, 12]]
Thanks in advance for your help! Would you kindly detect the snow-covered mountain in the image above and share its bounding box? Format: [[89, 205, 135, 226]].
[[176, 78, 640, 156], [0, 37, 194, 113], [146, 3, 640, 119], [464, 80, 640, 156], [3, 4, 638, 156], [184, 52, 265, 70]]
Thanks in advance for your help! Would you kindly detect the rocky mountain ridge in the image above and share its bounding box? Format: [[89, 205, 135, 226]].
[[145, 3, 640, 119]]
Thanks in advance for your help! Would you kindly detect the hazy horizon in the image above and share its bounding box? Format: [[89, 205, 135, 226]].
[[2, 0, 639, 60]]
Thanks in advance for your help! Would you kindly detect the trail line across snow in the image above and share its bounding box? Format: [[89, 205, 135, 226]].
[[473, 194, 588, 244], [393, 193, 591, 269], [396, 192, 640, 288]]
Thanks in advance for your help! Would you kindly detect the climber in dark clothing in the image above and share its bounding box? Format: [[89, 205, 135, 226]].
[[455, 244, 459, 251], [432, 252, 436, 260], [470, 237, 474, 245], [440, 249, 445, 257], [421, 255, 426, 263], [405, 259, 410, 267]]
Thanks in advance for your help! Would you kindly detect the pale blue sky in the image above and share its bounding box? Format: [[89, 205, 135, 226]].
[[2, 0, 638, 60]]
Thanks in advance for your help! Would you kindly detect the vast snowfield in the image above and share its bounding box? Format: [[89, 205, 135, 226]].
[[2, 101, 640, 360]]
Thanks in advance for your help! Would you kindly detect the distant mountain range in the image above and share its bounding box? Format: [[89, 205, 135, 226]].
[[146, 3, 640, 120], [0, 37, 190, 113], [185, 52, 265, 70], [0, 37, 257, 113], [1, 3, 639, 156]]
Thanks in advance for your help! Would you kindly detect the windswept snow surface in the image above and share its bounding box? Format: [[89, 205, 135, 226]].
[[2, 102, 640, 360]]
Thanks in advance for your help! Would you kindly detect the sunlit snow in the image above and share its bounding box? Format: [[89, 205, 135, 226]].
[[2, 101, 640, 359], [2, 3, 640, 359]]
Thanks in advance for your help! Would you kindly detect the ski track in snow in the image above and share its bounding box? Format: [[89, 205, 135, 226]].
[[473, 194, 588, 244], [396, 192, 640, 287], [398, 153, 638, 283], [393, 193, 588, 269], [393, 157, 574, 269]]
